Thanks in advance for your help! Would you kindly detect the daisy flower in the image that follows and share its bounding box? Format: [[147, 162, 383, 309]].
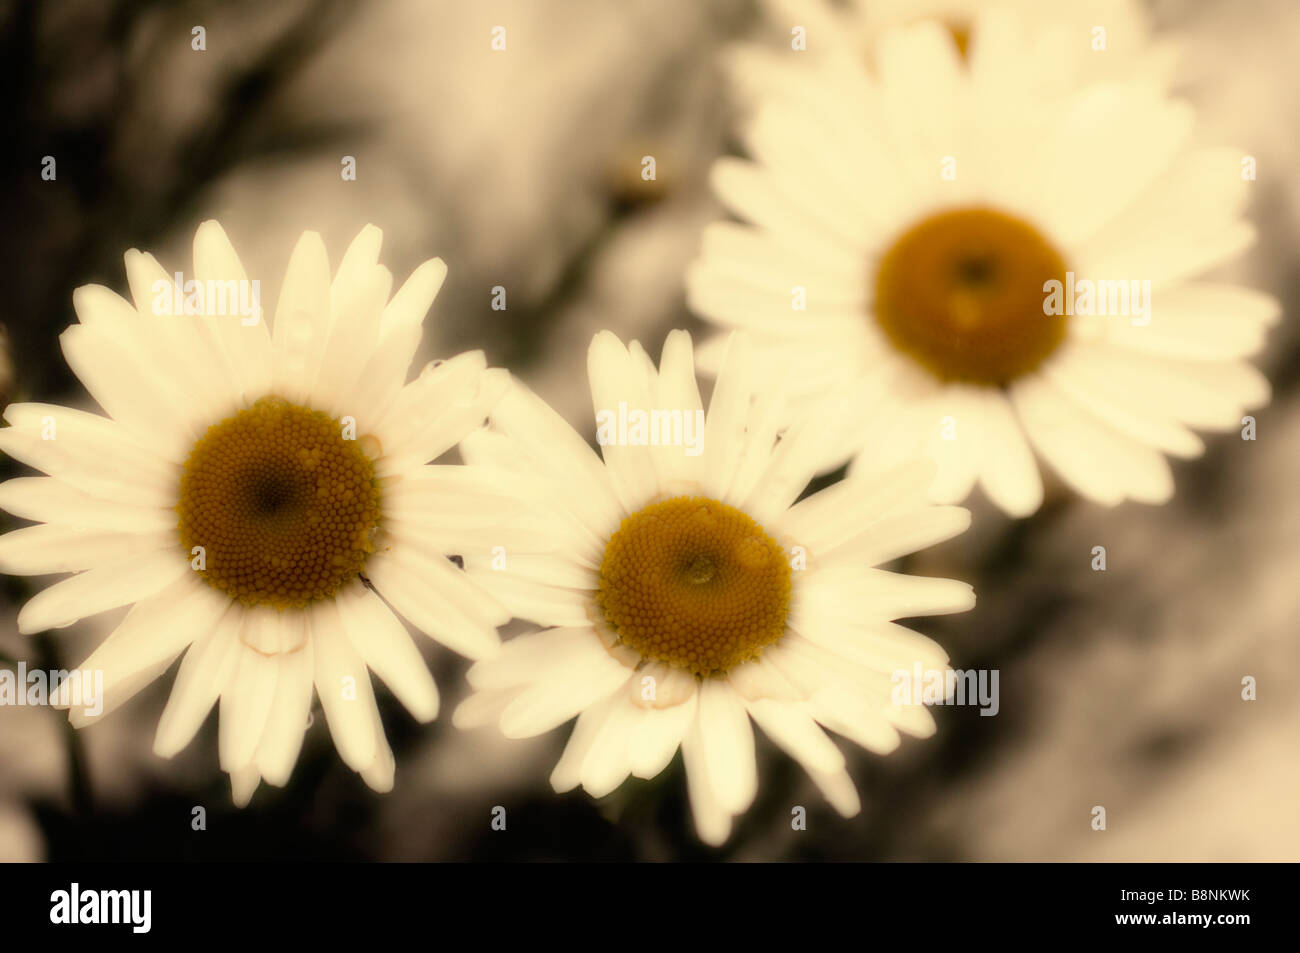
[[453, 330, 974, 845], [688, 13, 1277, 516], [738, 0, 1176, 93], [0, 221, 516, 803]]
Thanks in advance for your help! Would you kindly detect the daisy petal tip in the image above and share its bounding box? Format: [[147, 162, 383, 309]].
[[361, 759, 395, 795], [70, 283, 117, 320], [548, 768, 579, 794], [230, 772, 259, 809], [121, 247, 145, 271], [947, 504, 973, 535], [587, 330, 627, 364], [479, 367, 512, 399], [663, 327, 695, 351], [450, 694, 494, 730], [193, 218, 230, 245], [498, 719, 536, 742], [15, 603, 63, 636], [420, 255, 448, 280], [999, 489, 1043, 520], [152, 732, 182, 761], [695, 818, 732, 849], [260, 768, 292, 790], [837, 795, 863, 819], [413, 693, 441, 725], [1135, 484, 1176, 508]]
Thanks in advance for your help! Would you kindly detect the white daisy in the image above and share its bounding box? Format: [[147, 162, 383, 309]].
[[688, 13, 1277, 516], [0, 221, 517, 804], [738, 0, 1176, 95], [453, 330, 974, 845]]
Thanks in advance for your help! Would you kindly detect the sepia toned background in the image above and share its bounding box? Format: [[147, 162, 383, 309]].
[[1, 0, 1297, 862]]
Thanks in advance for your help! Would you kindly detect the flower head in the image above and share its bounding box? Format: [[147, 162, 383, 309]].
[[0, 222, 513, 802], [690, 10, 1276, 515], [455, 330, 973, 844]]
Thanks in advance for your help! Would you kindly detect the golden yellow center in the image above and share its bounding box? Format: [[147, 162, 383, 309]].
[[176, 396, 381, 609], [596, 496, 792, 677], [874, 206, 1069, 386]]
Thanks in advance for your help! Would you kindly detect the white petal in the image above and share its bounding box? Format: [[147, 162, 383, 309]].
[[700, 333, 754, 500], [254, 640, 315, 787], [788, 611, 949, 677], [230, 765, 261, 808], [475, 377, 624, 539], [628, 693, 697, 780], [550, 696, 617, 793], [379, 256, 447, 342], [0, 524, 174, 575], [335, 580, 439, 722], [805, 567, 975, 622], [466, 626, 600, 692], [18, 547, 190, 634], [709, 158, 862, 275], [59, 324, 193, 462], [312, 265, 390, 418], [1012, 373, 1174, 506], [809, 685, 902, 756], [648, 330, 705, 488], [774, 458, 936, 554], [310, 600, 381, 772], [463, 570, 593, 628], [695, 679, 758, 815], [366, 545, 505, 660], [330, 224, 384, 303], [832, 505, 971, 568], [271, 230, 332, 402], [378, 357, 508, 471], [452, 685, 524, 731], [971, 388, 1043, 517], [70, 576, 228, 725], [1044, 349, 1205, 458], [681, 702, 734, 846], [587, 331, 660, 511], [578, 697, 643, 798], [0, 477, 175, 533], [747, 698, 845, 776], [0, 402, 177, 506], [218, 641, 280, 772], [498, 649, 631, 739], [190, 220, 272, 402], [359, 718, 396, 794], [727, 653, 804, 703], [154, 604, 243, 758]]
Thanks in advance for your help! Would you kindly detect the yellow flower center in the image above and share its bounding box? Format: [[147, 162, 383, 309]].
[[176, 397, 381, 609], [873, 206, 1069, 385], [596, 496, 792, 677]]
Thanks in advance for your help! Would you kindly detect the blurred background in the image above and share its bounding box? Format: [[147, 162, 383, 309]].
[[0, 0, 1297, 861]]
